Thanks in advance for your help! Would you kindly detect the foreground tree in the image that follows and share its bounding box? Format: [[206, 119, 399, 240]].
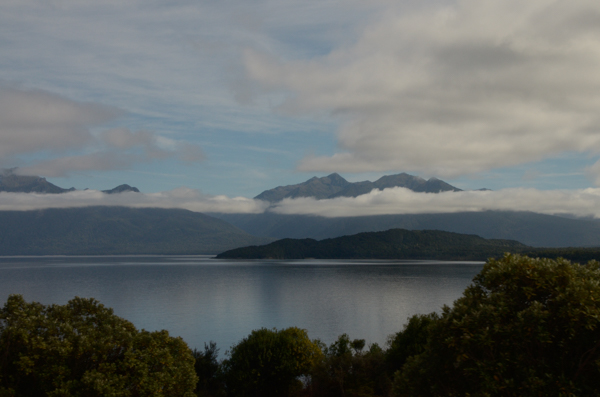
[[193, 341, 225, 397], [310, 334, 388, 397], [223, 327, 322, 397], [0, 295, 197, 397], [394, 254, 600, 396]]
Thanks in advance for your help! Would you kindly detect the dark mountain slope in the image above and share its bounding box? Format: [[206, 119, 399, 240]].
[[216, 228, 528, 260], [254, 173, 351, 202], [210, 211, 600, 248], [0, 169, 73, 193], [0, 207, 272, 255]]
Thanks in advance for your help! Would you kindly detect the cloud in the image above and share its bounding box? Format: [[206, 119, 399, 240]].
[[587, 160, 600, 186], [0, 87, 205, 176], [0, 188, 267, 214], [245, 0, 600, 177], [0, 86, 121, 158], [16, 153, 132, 177], [270, 187, 600, 218], [3, 185, 600, 220]]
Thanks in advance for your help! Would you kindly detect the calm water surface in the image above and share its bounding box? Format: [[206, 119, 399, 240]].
[[0, 256, 483, 351]]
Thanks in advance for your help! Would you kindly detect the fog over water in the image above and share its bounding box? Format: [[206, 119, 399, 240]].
[[0, 256, 483, 350]]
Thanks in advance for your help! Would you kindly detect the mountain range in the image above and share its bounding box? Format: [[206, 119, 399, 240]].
[[1, 170, 600, 254], [0, 169, 138, 194], [254, 172, 462, 202], [0, 207, 271, 255]]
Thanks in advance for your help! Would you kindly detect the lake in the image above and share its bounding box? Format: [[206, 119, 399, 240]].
[[0, 255, 483, 352]]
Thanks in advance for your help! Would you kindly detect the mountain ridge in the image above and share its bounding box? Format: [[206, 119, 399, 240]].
[[0, 169, 139, 194], [254, 172, 462, 202], [0, 207, 273, 255]]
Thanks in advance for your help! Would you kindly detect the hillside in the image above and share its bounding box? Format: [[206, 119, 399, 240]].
[[216, 229, 528, 260], [0, 207, 272, 255], [254, 172, 461, 202], [211, 211, 600, 248]]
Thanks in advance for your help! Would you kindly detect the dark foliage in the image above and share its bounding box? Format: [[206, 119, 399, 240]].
[[223, 327, 322, 397], [0, 295, 197, 396], [309, 335, 390, 397], [385, 313, 437, 375], [193, 342, 225, 397], [394, 254, 600, 396]]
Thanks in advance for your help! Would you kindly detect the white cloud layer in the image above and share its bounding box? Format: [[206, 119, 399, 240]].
[[270, 187, 600, 218], [0, 189, 267, 214], [2, 187, 600, 219], [245, 0, 600, 178]]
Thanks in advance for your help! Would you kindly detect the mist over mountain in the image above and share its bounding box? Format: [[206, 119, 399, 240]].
[[254, 172, 462, 202], [0, 207, 272, 255]]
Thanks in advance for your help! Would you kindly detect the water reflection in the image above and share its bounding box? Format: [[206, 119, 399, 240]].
[[0, 256, 483, 350]]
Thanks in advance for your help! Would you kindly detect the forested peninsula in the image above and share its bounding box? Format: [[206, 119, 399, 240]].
[[216, 228, 600, 262]]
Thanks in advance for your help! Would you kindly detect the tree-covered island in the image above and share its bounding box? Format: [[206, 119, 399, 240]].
[[216, 228, 600, 262]]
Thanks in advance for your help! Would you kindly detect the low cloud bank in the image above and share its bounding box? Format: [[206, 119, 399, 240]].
[[0, 188, 267, 214], [270, 187, 600, 218], [2, 187, 600, 219]]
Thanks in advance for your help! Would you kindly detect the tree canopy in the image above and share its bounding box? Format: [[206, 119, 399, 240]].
[[394, 254, 600, 396], [223, 327, 322, 397], [0, 295, 197, 397]]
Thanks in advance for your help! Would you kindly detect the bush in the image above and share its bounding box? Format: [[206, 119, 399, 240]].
[[223, 327, 322, 397], [0, 295, 197, 397], [193, 342, 225, 397], [394, 254, 600, 396], [310, 334, 388, 397], [385, 313, 437, 375]]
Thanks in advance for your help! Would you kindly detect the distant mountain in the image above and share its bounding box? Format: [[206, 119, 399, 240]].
[[254, 172, 461, 202], [216, 228, 528, 260], [102, 184, 140, 194], [0, 168, 74, 193], [0, 207, 272, 255], [0, 169, 139, 194], [254, 173, 351, 202], [210, 211, 600, 248]]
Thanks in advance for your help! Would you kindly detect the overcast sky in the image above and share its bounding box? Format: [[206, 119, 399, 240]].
[[2, 0, 600, 217]]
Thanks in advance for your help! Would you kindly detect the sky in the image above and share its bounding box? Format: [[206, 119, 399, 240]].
[[2, 0, 600, 217]]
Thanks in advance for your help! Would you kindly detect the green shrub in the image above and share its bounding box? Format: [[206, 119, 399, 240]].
[[223, 327, 322, 397], [394, 254, 600, 396], [0, 295, 197, 397], [310, 334, 388, 397]]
